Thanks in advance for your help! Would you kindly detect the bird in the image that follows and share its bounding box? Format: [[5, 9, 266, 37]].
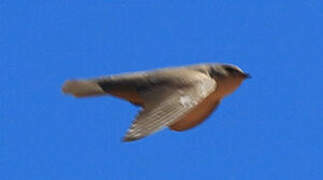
[[62, 63, 250, 142]]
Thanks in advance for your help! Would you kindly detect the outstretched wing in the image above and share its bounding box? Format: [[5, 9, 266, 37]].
[[123, 72, 217, 141], [62, 65, 210, 106], [62, 72, 151, 105]]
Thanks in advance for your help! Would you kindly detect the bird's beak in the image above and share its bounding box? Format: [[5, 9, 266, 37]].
[[243, 73, 251, 79]]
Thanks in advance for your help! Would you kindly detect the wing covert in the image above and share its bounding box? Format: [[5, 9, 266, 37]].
[[123, 73, 216, 141]]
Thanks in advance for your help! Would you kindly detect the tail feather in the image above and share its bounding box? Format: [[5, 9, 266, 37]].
[[62, 80, 106, 97]]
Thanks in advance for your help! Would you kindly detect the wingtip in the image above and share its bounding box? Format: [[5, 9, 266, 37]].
[[61, 80, 73, 94], [61, 80, 82, 97], [122, 137, 134, 142], [61, 80, 106, 97], [122, 131, 146, 142], [122, 135, 141, 142]]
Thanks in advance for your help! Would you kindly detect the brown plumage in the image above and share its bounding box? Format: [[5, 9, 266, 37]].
[[62, 63, 250, 142]]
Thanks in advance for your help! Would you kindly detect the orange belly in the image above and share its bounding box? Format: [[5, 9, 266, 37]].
[[169, 96, 220, 131]]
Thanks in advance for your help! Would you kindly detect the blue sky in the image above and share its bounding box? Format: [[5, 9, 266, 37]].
[[1, 0, 322, 179]]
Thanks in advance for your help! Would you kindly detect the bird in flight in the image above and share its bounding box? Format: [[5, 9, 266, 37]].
[[62, 63, 250, 142]]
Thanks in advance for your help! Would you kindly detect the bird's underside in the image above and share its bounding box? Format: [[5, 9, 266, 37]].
[[62, 66, 222, 141]]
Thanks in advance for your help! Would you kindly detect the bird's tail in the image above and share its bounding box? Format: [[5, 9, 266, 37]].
[[62, 80, 106, 97]]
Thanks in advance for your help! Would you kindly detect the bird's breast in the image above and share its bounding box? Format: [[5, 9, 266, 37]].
[[213, 78, 243, 99], [169, 95, 219, 131]]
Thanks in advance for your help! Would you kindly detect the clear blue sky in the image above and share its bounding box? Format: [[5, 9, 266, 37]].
[[1, 0, 322, 179]]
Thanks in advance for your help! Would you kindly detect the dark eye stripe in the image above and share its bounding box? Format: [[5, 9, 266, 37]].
[[224, 66, 238, 73]]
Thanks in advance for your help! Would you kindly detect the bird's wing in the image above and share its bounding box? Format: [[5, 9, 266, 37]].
[[62, 67, 204, 106], [123, 72, 217, 141], [62, 72, 150, 105]]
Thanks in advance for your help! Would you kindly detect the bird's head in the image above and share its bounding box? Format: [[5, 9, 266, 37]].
[[206, 64, 250, 97], [209, 64, 251, 80]]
